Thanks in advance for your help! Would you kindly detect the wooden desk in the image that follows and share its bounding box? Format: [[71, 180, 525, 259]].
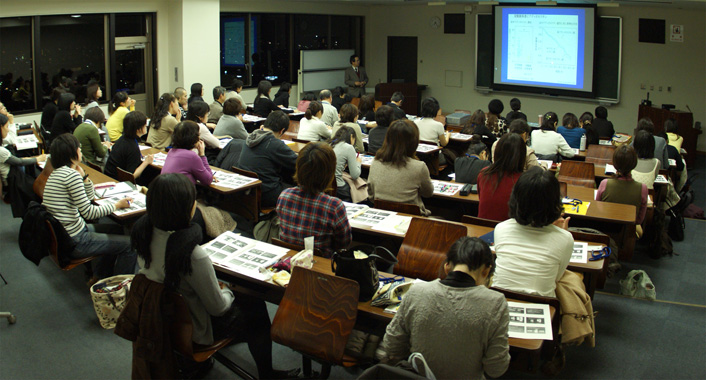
[[80, 163, 147, 223], [214, 249, 551, 351]]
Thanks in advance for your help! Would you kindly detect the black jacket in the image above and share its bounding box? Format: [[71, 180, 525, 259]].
[[592, 118, 615, 139], [273, 92, 290, 108], [104, 137, 146, 185], [367, 125, 389, 155], [253, 97, 280, 118], [6, 164, 40, 218], [454, 156, 491, 185], [215, 138, 246, 171], [239, 130, 297, 207], [40, 102, 58, 129], [19, 201, 77, 266], [50, 110, 82, 139], [388, 103, 407, 120]]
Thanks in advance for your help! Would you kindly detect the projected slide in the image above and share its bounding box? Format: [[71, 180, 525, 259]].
[[507, 14, 579, 85], [493, 6, 595, 93]]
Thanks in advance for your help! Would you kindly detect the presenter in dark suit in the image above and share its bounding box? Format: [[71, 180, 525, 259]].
[[344, 55, 368, 98]]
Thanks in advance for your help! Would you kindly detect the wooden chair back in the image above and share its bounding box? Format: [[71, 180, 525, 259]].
[[230, 166, 259, 179], [44, 220, 95, 271], [116, 167, 136, 184], [585, 144, 615, 165], [292, 138, 311, 144], [350, 97, 360, 108], [461, 215, 499, 228], [394, 218, 467, 281], [559, 181, 568, 198], [557, 161, 595, 188], [85, 161, 102, 172], [168, 292, 233, 362], [374, 100, 382, 111], [33, 159, 54, 199], [33, 121, 46, 152], [271, 238, 324, 258], [373, 199, 421, 216], [271, 266, 359, 365]]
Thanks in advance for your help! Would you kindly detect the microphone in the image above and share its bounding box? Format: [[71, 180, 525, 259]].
[[686, 104, 692, 113]]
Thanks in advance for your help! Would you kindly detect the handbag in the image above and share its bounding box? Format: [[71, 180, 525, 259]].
[[619, 270, 656, 301], [90, 274, 134, 329], [331, 245, 397, 302]]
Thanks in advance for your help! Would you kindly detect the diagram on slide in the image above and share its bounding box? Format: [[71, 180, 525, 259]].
[[506, 14, 579, 85]]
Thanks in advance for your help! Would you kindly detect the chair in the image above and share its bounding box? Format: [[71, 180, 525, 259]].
[[45, 220, 97, 271], [116, 167, 136, 184], [585, 145, 615, 166], [373, 199, 421, 216], [558, 181, 568, 198], [461, 215, 499, 228], [292, 138, 311, 144], [490, 287, 562, 374], [271, 266, 360, 379], [271, 238, 324, 258], [85, 161, 102, 172], [168, 292, 256, 380], [33, 121, 46, 153], [394, 218, 467, 281], [569, 229, 611, 293], [557, 161, 595, 188], [350, 97, 360, 108]]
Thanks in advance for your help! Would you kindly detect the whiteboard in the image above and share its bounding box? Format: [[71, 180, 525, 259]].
[[299, 70, 347, 92], [301, 49, 355, 71]]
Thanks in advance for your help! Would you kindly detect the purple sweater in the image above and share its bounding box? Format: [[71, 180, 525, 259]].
[[161, 148, 213, 185]]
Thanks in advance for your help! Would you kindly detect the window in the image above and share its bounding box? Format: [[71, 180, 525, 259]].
[[220, 13, 363, 89], [0, 17, 34, 112]]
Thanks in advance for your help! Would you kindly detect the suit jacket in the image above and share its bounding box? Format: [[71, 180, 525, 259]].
[[344, 66, 368, 98]]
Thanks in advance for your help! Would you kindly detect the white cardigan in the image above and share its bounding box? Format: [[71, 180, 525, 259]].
[[531, 129, 575, 157]]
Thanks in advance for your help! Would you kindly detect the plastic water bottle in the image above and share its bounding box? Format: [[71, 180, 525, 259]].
[[580, 134, 587, 151]]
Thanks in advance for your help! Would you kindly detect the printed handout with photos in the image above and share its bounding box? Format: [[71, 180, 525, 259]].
[[431, 180, 463, 196], [95, 191, 146, 216], [449, 133, 473, 141], [343, 202, 370, 219], [570, 242, 588, 264], [212, 171, 258, 190], [349, 208, 397, 228], [15, 135, 39, 150], [360, 155, 375, 166], [506, 302, 553, 340], [202, 231, 289, 279], [242, 114, 266, 123], [416, 144, 439, 153]]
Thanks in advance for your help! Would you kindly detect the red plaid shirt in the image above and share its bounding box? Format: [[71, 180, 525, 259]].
[[276, 187, 352, 258]]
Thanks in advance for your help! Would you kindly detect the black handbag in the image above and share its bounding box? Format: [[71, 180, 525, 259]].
[[331, 245, 397, 302]]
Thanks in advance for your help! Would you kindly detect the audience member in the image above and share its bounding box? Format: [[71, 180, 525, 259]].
[[104, 111, 154, 186], [592, 106, 614, 139], [387, 91, 407, 120], [492, 119, 543, 170], [161, 121, 213, 186], [329, 126, 362, 202], [51, 93, 83, 139], [332, 103, 365, 153], [318, 89, 340, 128], [632, 118, 669, 169], [297, 101, 332, 142], [454, 134, 490, 185], [477, 133, 525, 221], [367, 105, 394, 155], [83, 83, 102, 113], [214, 98, 248, 140], [188, 83, 204, 105], [174, 87, 189, 121], [273, 82, 292, 108], [415, 97, 448, 147], [297, 92, 316, 113], [487, 99, 507, 137], [1, 113, 46, 186], [73, 107, 110, 166], [253, 80, 280, 118], [147, 93, 180, 150], [461, 110, 496, 150], [185, 100, 220, 149], [665, 118, 683, 151], [106, 91, 134, 142], [557, 112, 586, 149], [596, 145, 648, 224], [331, 86, 350, 111], [531, 112, 575, 160], [207, 86, 226, 124], [41, 87, 64, 129], [505, 97, 527, 123], [225, 79, 247, 110], [631, 130, 660, 189]]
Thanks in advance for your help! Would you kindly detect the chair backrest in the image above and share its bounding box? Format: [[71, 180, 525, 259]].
[[33, 160, 54, 199], [270, 266, 359, 365], [557, 161, 595, 188], [374, 100, 382, 111], [394, 218, 467, 281], [292, 138, 311, 144], [558, 181, 568, 198], [85, 161, 102, 172], [44, 219, 91, 271], [585, 144, 615, 165], [350, 97, 360, 108], [116, 167, 136, 184], [271, 238, 324, 258], [230, 166, 259, 179], [373, 199, 421, 216], [461, 215, 499, 228]]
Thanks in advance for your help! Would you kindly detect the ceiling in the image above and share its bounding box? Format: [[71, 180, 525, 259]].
[[291, 0, 706, 10]]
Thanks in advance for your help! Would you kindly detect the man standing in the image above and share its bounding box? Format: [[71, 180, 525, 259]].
[[344, 55, 368, 98], [319, 89, 340, 128]]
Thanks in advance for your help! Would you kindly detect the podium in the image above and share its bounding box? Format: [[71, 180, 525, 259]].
[[638, 105, 701, 166]]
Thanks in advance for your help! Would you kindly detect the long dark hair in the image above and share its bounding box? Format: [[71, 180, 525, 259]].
[[375, 119, 419, 167], [85, 83, 101, 104], [482, 133, 526, 190], [151, 93, 176, 131], [109, 91, 129, 115], [305, 101, 323, 120], [358, 94, 375, 118], [254, 80, 272, 105], [188, 83, 203, 102], [540, 112, 559, 132], [131, 173, 199, 290]]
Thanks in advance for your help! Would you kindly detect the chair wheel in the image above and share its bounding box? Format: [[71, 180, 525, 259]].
[[7, 315, 16, 324]]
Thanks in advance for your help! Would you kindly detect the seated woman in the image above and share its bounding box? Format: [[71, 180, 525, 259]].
[[330, 126, 362, 203], [357, 94, 377, 124], [381, 237, 510, 379], [579, 112, 600, 147], [42, 134, 136, 279], [596, 145, 648, 225], [487, 99, 508, 138], [277, 142, 351, 257], [1, 114, 46, 186], [631, 130, 660, 189], [104, 111, 154, 186], [147, 93, 180, 150], [332, 103, 365, 153], [493, 167, 574, 297], [632, 118, 669, 170], [477, 134, 526, 221], [296, 91, 316, 113], [50, 93, 83, 139], [239, 111, 298, 208], [460, 110, 495, 150], [658, 129, 687, 191], [505, 97, 527, 123], [252, 80, 280, 118], [531, 112, 575, 160], [131, 173, 294, 378], [82, 83, 102, 114], [331, 86, 351, 111], [557, 112, 586, 149], [297, 101, 332, 142], [214, 98, 248, 140], [106, 91, 134, 142], [454, 135, 490, 185], [73, 107, 111, 166], [414, 97, 448, 147], [367, 105, 394, 155], [272, 82, 292, 108], [161, 121, 213, 186], [492, 119, 544, 170], [368, 119, 434, 216], [185, 100, 221, 149]]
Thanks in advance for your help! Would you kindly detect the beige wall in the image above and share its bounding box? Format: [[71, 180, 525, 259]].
[[366, 3, 706, 151]]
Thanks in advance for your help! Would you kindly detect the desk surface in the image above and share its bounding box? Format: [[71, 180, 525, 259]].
[[80, 163, 146, 221]]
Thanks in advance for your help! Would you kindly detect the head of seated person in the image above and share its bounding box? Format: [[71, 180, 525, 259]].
[[508, 119, 531, 143], [172, 121, 200, 150], [561, 113, 579, 129], [374, 105, 394, 128], [50, 133, 82, 169], [330, 125, 356, 148], [487, 133, 526, 179], [612, 145, 638, 178], [304, 101, 323, 120], [540, 112, 559, 132], [634, 130, 655, 159], [465, 134, 489, 160], [461, 110, 487, 135], [508, 167, 563, 228], [444, 236, 495, 286], [420, 97, 440, 119], [375, 119, 419, 167], [339, 103, 358, 124], [294, 142, 336, 196], [122, 111, 148, 140], [262, 110, 290, 136], [222, 98, 243, 118], [488, 99, 504, 117], [186, 100, 209, 125]]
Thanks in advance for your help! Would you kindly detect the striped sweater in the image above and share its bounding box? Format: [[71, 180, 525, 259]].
[[42, 166, 115, 237]]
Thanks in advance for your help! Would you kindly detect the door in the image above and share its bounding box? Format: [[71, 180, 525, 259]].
[[387, 37, 417, 83], [115, 36, 153, 115]]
